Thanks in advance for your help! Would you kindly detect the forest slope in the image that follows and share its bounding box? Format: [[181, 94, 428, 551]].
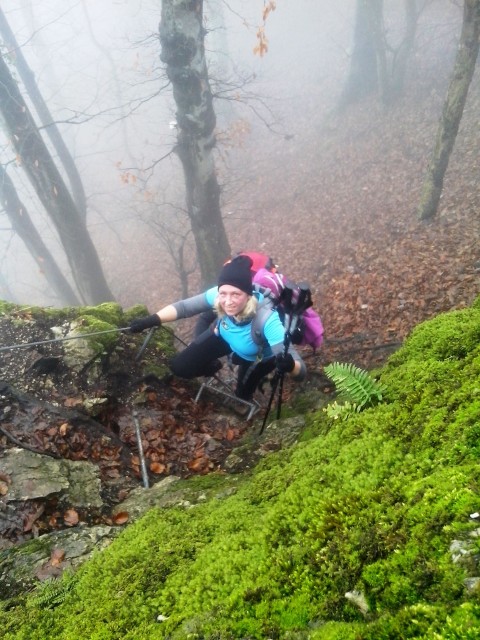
[[115, 49, 480, 374]]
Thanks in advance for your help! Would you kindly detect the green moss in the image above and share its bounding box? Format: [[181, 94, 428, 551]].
[[151, 325, 175, 356], [0, 536, 59, 600], [0, 300, 20, 314], [123, 304, 150, 323], [0, 302, 64, 319], [79, 302, 123, 326], [74, 315, 121, 351], [385, 307, 480, 365], [3, 299, 480, 639]]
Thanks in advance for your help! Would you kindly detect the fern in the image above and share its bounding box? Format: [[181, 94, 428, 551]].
[[29, 571, 78, 610], [325, 400, 359, 420], [324, 362, 386, 418]]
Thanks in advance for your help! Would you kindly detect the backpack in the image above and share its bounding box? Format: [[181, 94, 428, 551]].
[[240, 253, 324, 352]]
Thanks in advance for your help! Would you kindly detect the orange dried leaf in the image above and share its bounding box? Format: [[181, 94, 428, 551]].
[[64, 396, 83, 408], [150, 462, 166, 474], [59, 422, 69, 436], [226, 428, 236, 441], [187, 457, 209, 472], [64, 509, 79, 527], [113, 511, 129, 525], [50, 548, 66, 566]]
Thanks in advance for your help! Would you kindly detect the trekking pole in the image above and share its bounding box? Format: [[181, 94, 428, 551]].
[[132, 409, 149, 488], [259, 282, 313, 435], [135, 327, 157, 361], [259, 369, 282, 435]]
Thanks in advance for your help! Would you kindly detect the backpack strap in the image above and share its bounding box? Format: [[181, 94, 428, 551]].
[[251, 285, 275, 348]]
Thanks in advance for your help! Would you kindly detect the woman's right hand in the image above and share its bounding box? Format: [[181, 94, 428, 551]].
[[129, 314, 161, 333]]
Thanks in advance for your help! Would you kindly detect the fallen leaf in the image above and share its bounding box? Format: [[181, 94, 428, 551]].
[[226, 428, 236, 441], [63, 509, 79, 527], [150, 462, 166, 474], [0, 472, 11, 484], [50, 548, 66, 566], [187, 456, 209, 472], [64, 396, 83, 407], [23, 505, 45, 532], [113, 511, 129, 525], [105, 468, 120, 478], [59, 422, 69, 436]]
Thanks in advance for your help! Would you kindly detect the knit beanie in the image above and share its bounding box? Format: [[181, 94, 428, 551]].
[[217, 255, 253, 295]]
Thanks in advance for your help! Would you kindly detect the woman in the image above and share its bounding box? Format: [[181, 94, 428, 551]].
[[129, 255, 306, 400]]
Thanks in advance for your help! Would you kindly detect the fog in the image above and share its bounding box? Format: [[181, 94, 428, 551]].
[[0, 0, 463, 308]]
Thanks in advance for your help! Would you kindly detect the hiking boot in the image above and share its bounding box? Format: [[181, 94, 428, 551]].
[[234, 387, 253, 402]]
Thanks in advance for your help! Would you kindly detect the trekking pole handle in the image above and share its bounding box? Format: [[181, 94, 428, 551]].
[[296, 282, 313, 314]]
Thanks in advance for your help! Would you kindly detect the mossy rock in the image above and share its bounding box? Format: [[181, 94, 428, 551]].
[[0, 300, 20, 315], [140, 362, 172, 379], [70, 316, 120, 352], [151, 325, 176, 356], [0, 302, 62, 320], [123, 304, 150, 323], [79, 302, 123, 327]]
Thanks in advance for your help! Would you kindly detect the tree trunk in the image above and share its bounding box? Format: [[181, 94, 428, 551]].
[[367, 0, 390, 105], [0, 7, 88, 221], [0, 53, 114, 304], [0, 271, 18, 302], [340, 0, 421, 109], [159, 0, 231, 288], [390, 0, 418, 100], [338, 0, 379, 109], [0, 166, 81, 306], [417, 0, 480, 221]]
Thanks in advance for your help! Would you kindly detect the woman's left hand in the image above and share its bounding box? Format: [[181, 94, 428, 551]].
[[275, 352, 295, 374]]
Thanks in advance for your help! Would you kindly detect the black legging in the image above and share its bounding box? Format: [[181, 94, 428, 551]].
[[170, 329, 276, 400], [170, 329, 231, 378], [233, 354, 276, 400]]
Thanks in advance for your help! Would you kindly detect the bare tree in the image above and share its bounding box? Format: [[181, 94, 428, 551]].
[[159, 0, 231, 288], [339, 0, 424, 108], [0, 52, 114, 304], [148, 202, 196, 298], [0, 165, 80, 305], [0, 7, 87, 220], [390, 0, 419, 99], [417, 0, 480, 221], [338, 0, 379, 107]]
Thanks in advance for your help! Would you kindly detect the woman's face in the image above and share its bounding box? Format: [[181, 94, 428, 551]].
[[218, 285, 249, 316]]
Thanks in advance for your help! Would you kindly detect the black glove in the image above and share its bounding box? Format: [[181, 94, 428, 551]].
[[275, 352, 295, 374], [129, 314, 161, 333]]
